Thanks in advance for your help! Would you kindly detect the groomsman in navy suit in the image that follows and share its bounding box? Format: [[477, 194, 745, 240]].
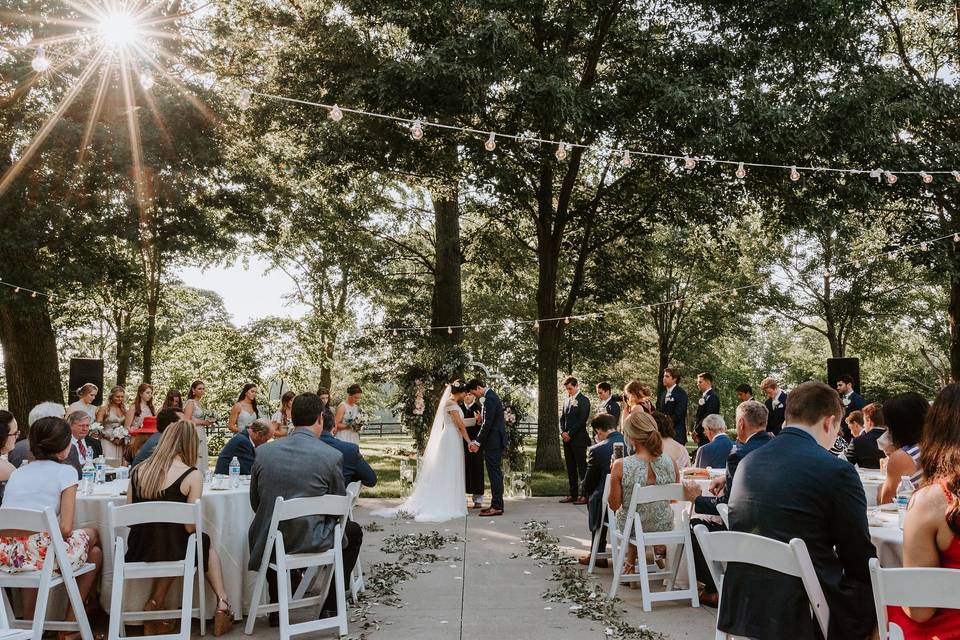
[[693, 372, 720, 448], [559, 376, 591, 505], [577, 414, 624, 567], [761, 377, 788, 435], [836, 374, 866, 441], [595, 382, 621, 425], [656, 367, 689, 444]]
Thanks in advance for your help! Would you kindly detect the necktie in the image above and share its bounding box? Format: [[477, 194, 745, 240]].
[[77, 439, 87, 459]]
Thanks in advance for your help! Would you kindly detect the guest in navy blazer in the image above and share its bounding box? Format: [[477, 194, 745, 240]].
[[692, 372, 721, 447], [318, 406, 377, 487], [720, 382, 876, 640], [655, 367, 689, 444], [214, 419, 275, 475], [761, 377, 788, 435], [692, 414, 733, 470], [577, 414, 624, 567], [687, 401, 773, 604], [836, 374, 866, 440], [595, 382, 621, 425]]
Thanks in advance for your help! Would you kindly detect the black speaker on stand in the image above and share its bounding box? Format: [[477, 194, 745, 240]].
[[68, 358, 105, 406], [827, 357, 861, 394]]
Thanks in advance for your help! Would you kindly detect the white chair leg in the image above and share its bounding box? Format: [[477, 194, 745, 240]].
[[61, 568, 94, 640], [244, 565, 268, 635], [31, 558, 54, 640], [179, 537, 197, 640], [587, 528, 602, 574], [275, 539, 291, 640], [609, 537, 628, 600], [639, 546, 654, 612], [684, 535, 700, 607], [108, 538, 125, 640], [334, 540, 348, 636]]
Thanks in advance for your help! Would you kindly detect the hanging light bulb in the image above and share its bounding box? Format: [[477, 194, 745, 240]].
[[555, 142, 569, 161], [735, 162, 747, 179], [823, 269, 831, 279], [410, 119, 424, 140], [789, 166, 801, 182], [564, 317, 571, 325], [953, 171, 960, 182], [954, 233, 960, 243], [237, 89, 252, 110], [447, 326, 453, 335], [484, 132, 496, 152], [920, 172, 933, 184], [30, 291, 37, 298], [885, 171, 898, 185], [684, 156, 696, 170], [329, 104, 343, 122], [139, 71, 154, 90], [31, 46, 50, 72], [921, 242, 929, 252], [869, 168, 882, 180], [13, 287, 20, 293], [620, 150, 633, 167]]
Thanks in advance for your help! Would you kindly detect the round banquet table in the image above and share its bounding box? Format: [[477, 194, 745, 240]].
[[868, 509, 904, 567], [71, 479, 256, 621]]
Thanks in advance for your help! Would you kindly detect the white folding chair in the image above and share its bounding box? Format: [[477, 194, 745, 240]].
[[345, 482, 365, 603], [716, 503, 730, 529], [245, 495, 351, 639], [0, 507, 96, 640], [608, 483, 699, 610], [106, 499, 206, 640], [0, 558, 35, 640], [869, 557, 960, 640], [694, 524, 829, 640], [587, 475, 613, 573]]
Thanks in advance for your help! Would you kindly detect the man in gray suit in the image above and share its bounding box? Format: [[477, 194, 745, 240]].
[[248, 392, 363, 624]]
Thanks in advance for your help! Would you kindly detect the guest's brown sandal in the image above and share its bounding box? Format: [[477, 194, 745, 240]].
[[143, 598, 176, 636], [213, 598, 234, 637]]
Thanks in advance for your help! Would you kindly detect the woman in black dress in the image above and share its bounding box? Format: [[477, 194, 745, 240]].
[[460, 391, 486, 508], [125, 420, 234, 636]]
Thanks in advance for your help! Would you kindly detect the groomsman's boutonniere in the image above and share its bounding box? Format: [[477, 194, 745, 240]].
[[569, 398, 579, 408], [772, 400, 781, 410], [698, 398, 705, 406], [477, 396, 486, 405], [842, 397, 851, 407], [665, 396, 674, 403]]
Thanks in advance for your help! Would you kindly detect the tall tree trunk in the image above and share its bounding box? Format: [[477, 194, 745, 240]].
[[430, 184, 463, 342], [534, 247, 564, 471], [320, 338, 334, 391], [951, 273, 960, 383], [656, 338, 670, 397], [142, 279, 160, 383], [0, 298, 63, 427]]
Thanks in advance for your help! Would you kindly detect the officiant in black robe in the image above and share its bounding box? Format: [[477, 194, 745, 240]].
[[460, 395, 485, 508]]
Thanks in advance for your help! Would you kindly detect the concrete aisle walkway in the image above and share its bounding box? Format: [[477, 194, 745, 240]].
[[227, 497, 714, 639]]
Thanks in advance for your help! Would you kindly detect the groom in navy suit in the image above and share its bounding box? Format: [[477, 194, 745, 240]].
[[467, 379, 507, 517]]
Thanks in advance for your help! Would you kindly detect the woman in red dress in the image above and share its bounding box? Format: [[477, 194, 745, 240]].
[[887, 383, 960, 639]]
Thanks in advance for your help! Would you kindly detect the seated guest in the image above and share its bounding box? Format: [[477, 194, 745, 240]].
[[126, 420, 233, 636], [0, 417, 103, 630], [651, 411, 690, 469], [214, 419, 276, 475], [720, 381, 876, 640], [64, 410, 103, 477], [846, 410, 865, 438], [248, 393, 362, 623], [577, 413, 624, 567], [0, 411, 19, 504], [7, 401, 66, 467], [608, 411, 679, 580], [887, 383, 960, 638], [878, 392, 928, 505], [693, 415, 732, 469], [687, 401, 772, 606], [318, 406, 377, 488], [844, 403, 887, 469], [131, 408, 184, 467]]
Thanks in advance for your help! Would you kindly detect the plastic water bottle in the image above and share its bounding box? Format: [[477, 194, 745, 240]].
[[229, 456, 241, 489], [94, 455, 106, 485], [896, 475, 914, 529], [81, 452, 96, 495]]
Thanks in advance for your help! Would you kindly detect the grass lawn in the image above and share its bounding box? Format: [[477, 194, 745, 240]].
[[360, 434, 568, 498]]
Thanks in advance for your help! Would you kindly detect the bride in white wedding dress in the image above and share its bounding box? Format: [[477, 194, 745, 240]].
[[372, 382, 472, 523]]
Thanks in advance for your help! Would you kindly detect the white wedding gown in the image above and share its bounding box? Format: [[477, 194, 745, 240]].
[[372, 387, 467, 523]]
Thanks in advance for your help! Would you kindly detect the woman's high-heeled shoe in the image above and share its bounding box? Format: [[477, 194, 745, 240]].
[[143, 598, 176, 636], [213, 598, 234, 637]]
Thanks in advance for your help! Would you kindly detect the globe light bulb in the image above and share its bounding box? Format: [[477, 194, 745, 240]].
[[238, 89, 252, 110], [920, 172, 933, 184], [684, 156, 696, 170], [139, 71, 154, 90], [953, 171, 960, 183], [954, 233, 960, 243], [31, 46, 50, 72], [735, 162, 746, 179], [410, 119, 424, 140], [533, 320, 540, 330], [789, 166, 801, 182], [484, 132, 496, 152], [30, 291, 37, 298], [564, 317, 570, 325], [921, 242, 929, 252], [447, 326, 453, 335], [620, 150, 632, 167], [885, 171, 898, 185], [13, 287, 20, 293], [329, 104, 343, 122], [555, 142, 568, 161]]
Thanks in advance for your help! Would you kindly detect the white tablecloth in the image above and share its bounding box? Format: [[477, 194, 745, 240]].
[[858, 470, 886, 507], [868, 510, 903, 567], [73, 479, 256, 620]]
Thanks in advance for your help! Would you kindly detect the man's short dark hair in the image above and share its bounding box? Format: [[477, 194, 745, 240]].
[[596, 382, 612, 393], [562, 376, 578, 388], [784, 381, 845, 427], [591, 413, 617, 433], [30, 417, 71, 461], [735, 383, 753, 395], [292, 392, 323, 428], [837, 374, 855, 385], [321, 406, 335, 432], [698, 372, 714, 383], [157, 408, 182, 432], [464, 379, 484, 392], [663, 367, 682, 382]]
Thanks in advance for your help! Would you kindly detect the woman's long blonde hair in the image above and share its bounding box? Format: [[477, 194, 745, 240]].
[[132, 420, 199, 500]]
